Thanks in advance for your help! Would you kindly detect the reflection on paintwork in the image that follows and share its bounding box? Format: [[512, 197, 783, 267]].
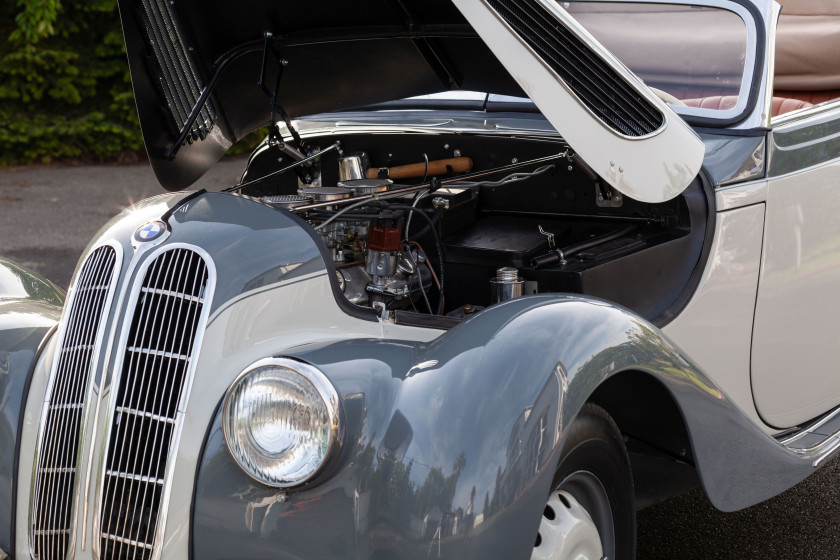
[[663, 205, 766, 427], [0, 258, 64, 306], [191, 288, 819, 560], [699, 134, 765, 186], [770, 104, 840, 176]]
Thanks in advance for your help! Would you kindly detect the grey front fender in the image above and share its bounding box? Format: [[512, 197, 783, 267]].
[[193, 294, 810, 560], [0, 257, 64, 556]]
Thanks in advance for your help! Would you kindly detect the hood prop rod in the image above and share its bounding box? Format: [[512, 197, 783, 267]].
[[164, 31, 307, 161], [163, 40, 262, 160], [258, 32, 307, 155]]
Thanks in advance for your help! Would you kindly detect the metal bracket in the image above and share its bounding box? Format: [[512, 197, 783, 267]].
[[595, 181, 623, 208], [538, 225, 556, 250]]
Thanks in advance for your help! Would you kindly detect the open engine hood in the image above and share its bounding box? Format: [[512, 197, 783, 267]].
[[119, 0, 703, 201]]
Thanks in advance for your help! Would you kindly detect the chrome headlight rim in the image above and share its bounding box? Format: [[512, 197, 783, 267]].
[[222, 356, 342, 488]]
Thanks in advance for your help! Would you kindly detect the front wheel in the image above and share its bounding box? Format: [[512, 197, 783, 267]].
[[532, 403, 635, 560]]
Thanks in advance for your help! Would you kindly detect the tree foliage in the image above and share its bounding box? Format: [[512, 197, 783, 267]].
[[1, 1, 265, 166], [0, 0, 146, 165]]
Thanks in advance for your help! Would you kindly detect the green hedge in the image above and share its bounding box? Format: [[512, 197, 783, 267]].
[[0, 1, 263, 166], [0, 0, 144, 165]]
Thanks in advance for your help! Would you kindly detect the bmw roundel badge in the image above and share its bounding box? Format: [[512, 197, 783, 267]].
[[134, 221, 167, 243]]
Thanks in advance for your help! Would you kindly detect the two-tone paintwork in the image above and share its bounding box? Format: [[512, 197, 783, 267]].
[[0, 259, 63, 556], [6, 99, 840, 560], [190, 289, 821, 560], [5, 0, 840, 558]]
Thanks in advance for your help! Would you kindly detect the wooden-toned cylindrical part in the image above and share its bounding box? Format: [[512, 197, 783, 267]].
[[367, 157, 473, 180]]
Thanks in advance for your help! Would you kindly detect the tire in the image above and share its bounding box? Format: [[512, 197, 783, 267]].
[[531, 403, 635, 560]]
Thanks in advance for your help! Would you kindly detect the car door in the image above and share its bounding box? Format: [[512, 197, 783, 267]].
[[752, 101, 840, 427]]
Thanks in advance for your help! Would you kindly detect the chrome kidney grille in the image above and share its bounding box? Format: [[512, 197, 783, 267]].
[[98, 247, 211, 560], [31, 245, 119, 560]]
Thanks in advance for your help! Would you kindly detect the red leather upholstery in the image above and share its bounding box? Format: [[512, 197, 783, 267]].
[[681, 96, 740, 111], [681, 95, 813, 117], [773, 90, 840, 105], [771, 96, 815, 116]]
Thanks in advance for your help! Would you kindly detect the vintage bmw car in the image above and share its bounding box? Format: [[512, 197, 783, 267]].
[[2, 0, 840, 558]]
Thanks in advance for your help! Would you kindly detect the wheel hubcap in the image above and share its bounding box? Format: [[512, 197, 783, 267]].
[[531, 490, 603, 560]]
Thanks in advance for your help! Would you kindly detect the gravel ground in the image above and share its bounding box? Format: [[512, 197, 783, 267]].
[[2, 160, 840, 559]]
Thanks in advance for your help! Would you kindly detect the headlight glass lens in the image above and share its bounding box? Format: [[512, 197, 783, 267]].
[[223, 359, 340, 487]]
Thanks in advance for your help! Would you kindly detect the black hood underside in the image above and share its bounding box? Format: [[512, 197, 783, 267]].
[[118, 0, 525, 190]]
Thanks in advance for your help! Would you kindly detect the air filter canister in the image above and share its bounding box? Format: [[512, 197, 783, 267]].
[[261, 194, 314, 210], [299, 187, 353, 202], [338, 178, 393, 195]]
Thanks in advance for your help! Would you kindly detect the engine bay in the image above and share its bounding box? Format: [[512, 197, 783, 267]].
[[236, 130, 709, 327]]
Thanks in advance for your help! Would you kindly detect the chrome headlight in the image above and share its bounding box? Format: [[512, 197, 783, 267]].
[[223, 357, 341, 487]]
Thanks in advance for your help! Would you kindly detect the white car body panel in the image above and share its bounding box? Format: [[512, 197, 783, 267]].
[[752, 158, 840, 427], [663, 200, 767, 429], [451, 0, 706, 203]]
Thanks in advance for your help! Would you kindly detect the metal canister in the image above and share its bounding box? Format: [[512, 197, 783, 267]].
[[490, 267, 524, 304], [338, 153, 369, 181]]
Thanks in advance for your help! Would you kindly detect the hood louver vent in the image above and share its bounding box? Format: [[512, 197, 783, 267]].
[[139, 0, 215, 143], [487, 0, 664, 137]]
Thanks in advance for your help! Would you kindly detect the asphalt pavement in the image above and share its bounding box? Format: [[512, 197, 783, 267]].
[[2, 160, 840, 558], [0, 158, 245, 287]]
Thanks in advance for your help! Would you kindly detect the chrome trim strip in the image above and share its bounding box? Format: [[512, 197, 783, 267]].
[[777, 405, 840, 466], [767, 102, 840, 178], [100, 534, 153, 551], [104, 471, 165, 486], [28, 241, 122, 560], [770, 99, 840, 128], [93, 243, 216, 560]]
